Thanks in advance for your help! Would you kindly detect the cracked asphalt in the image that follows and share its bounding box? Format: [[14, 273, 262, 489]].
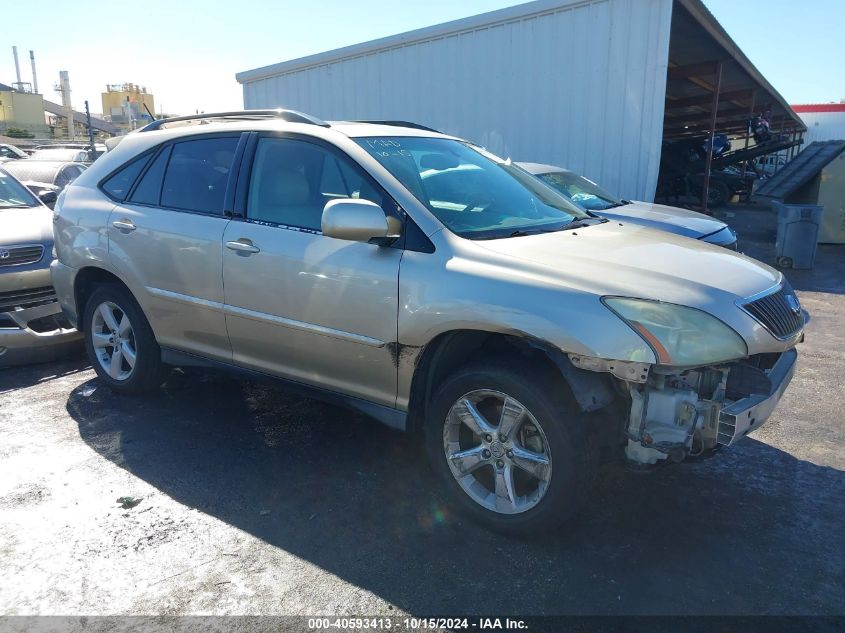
[[0, 205, 843, 617]]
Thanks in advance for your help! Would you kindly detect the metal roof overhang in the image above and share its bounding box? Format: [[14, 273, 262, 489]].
[[663, 0, 806, 141]]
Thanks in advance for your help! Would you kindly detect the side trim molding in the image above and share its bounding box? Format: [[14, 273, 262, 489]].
[[222, 304, 386, 348], [146, 286, 224, 311], [146, 286, 385, 348]]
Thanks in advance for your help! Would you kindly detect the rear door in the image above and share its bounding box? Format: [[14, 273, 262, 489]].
[[106, 133, 243, 362], [221, 134, 402, 406]]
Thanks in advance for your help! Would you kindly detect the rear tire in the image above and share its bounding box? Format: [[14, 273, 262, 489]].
[[425, 360, 598, 535], [83, 285, 165, 394]]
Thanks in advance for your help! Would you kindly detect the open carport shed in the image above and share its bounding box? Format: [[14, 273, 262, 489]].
[[237, 0, 804, 203]]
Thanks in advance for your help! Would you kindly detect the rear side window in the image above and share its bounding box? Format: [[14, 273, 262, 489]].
[[161, 137, 238, 214], [101, 154, 151, 200], [130, 146, 171, 205]]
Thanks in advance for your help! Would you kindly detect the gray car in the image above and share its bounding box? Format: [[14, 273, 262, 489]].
[[0, 167, 82, 368], [51, 111, 802, 534], [2, 160, 88, 209], [519, 162, 738, 248]]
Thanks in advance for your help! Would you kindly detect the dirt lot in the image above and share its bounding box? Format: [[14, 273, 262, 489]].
[[1, 204, 843, 617]]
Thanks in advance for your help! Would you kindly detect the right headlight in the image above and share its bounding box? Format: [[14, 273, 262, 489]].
[[603, 297, 748, 366]]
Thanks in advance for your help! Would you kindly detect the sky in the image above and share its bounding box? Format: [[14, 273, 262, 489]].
[[1, 0, 842, 117]]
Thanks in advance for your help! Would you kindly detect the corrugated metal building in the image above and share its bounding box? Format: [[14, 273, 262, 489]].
[[792, 104, 845, 146], [236, 0, 803, 203]]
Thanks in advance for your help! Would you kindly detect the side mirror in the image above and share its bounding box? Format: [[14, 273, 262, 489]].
[[38, 190, 58, 206], [321, 198, 396, 244]]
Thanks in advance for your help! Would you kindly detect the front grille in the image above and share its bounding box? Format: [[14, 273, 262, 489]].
[[742, 285, 803, 339], [0, 245, 45, 267], [0, 286, 57, 311]]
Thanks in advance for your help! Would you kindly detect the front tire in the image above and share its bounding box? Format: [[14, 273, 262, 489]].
[[83, 285, 165, 394], [425, 361, 598, 535]]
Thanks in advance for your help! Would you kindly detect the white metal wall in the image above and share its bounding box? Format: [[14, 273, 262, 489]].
[[239, 0, 673, 201], [798, 111, 845, 147]]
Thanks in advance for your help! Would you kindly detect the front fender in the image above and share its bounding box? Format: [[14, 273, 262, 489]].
[[397, 239, 655, 409]]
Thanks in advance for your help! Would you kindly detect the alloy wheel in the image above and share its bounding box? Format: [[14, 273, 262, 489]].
[[91, 301, 137, 381], [443, 389, 552, 514]]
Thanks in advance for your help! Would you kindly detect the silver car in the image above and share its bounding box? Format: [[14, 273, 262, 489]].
[[0, 167, 82, 367], [2, 160, 88, 209], [51, 111, 802, 534], [519, 162, 738, 248]]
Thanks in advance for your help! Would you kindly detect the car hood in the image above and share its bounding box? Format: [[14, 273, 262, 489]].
[[0, 205, 53, 246], [471, 221, 778, 307], [598, 200, 727, 239]]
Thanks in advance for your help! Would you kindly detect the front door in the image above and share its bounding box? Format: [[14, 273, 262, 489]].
[[222, 135, 401, 406]]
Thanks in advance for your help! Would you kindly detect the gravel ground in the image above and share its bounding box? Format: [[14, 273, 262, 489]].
[[0, 204, 843, 618]]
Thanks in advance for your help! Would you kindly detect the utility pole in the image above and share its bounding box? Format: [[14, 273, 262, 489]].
[[85, 100, 96, 157]]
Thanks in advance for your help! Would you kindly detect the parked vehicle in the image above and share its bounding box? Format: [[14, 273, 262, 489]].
[[28, 147, 91, 163], [0, 167, 82, 368], [35, 143, 106, 161], [1, 160, 88, 209], [519, 163, 738, 248], [0, 144, 28, 162], [52, 111, 803, 534]]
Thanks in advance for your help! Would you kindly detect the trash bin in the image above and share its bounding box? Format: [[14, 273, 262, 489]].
[[772, 201, 823, 269]]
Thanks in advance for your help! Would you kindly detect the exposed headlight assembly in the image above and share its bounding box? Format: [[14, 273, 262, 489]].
[[603, 297, 747, 366]]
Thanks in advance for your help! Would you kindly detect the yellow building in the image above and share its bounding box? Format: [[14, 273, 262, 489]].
[[0, 87, 49, 136], [101, 83, 155, 132]]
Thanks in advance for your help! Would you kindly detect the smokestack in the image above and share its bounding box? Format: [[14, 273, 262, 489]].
[[29, 50, 38, 94], [58, 71, 73, 140], [12, 46, 21, 86]]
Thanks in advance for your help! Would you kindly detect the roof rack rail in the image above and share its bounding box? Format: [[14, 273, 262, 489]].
[[139, 109, 329, 132], [349, 120, 442, 133]]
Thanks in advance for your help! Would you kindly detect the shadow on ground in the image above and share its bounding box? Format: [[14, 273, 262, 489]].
[[65, 367, 845, 616], [0, 358, 91, 395]]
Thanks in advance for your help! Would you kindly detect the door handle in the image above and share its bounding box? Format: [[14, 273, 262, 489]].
[[225, 239, 260, 254], [112, 219, 136, 232]]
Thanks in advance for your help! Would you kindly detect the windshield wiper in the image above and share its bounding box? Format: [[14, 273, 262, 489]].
[[559, 217, 609, 230], [0, 204, 35, 209], [506, 228, 558, 238]]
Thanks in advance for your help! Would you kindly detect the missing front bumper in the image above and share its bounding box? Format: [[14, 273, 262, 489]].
[[623, 348, 798, 465], [717, 348, 797, 446]]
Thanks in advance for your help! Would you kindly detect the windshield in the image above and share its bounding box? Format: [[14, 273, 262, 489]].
[[355, 137, 588, 239], [0, 170, 39, 209], [537, 171, 624, 211]]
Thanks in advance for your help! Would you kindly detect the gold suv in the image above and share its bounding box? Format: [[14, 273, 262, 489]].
[[51, 110, 803, 533]]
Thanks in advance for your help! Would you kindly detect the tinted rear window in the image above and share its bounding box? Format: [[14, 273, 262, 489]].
[[130, 146, 171, 206], [160, 137, 238, 214], [102, 154, 151, 200]]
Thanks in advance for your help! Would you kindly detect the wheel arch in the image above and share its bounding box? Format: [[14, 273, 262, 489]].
[[73, 266, 140, 333], [405, 329, 617, 433]]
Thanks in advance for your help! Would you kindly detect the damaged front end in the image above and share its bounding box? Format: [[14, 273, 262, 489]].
[[572, 350, 798, 466]]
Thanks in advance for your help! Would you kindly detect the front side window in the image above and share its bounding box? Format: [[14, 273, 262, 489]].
[[355, 137, 588, 239], [161, 137, 238, 214], [537, 172, 623, 212], [247, 137, 389, 232]]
